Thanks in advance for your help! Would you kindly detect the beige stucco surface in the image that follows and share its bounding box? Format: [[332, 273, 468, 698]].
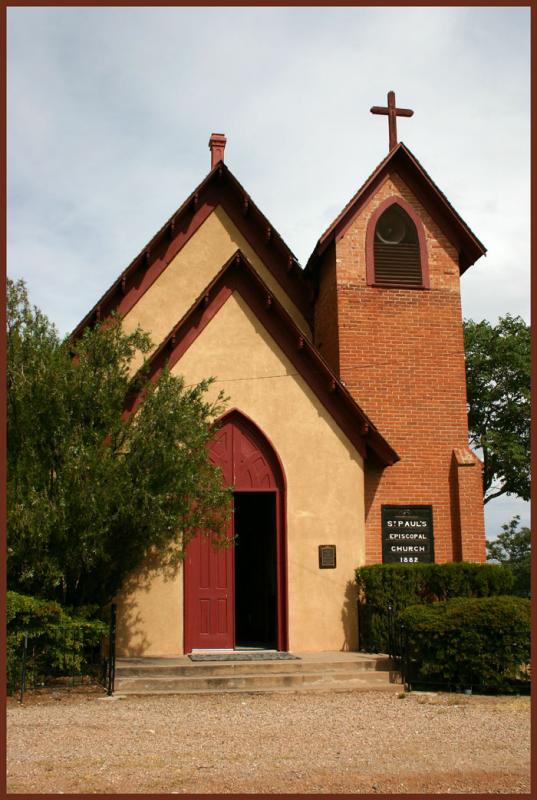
[[121, 206, 311, 372], [116, 555, 182, 658], [116, 291, 365, 656]]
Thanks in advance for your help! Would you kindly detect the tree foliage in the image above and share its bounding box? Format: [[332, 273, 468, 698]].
[[486, 516, 531, 565], [463, 314, 530, 504], [7, 591, 108, 693], [7, 278, 231, 609], [486, 516, 531, 597]]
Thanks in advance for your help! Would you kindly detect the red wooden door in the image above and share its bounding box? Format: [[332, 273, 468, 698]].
[[184, 411, 287, 653], [183, 523, 234, 651], [184, 424, 235, 651]]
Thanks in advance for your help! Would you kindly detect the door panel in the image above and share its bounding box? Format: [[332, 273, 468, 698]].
[[233, 424, 277, 490], [184, 524, 234, 650], [184, 411, 287, 653]]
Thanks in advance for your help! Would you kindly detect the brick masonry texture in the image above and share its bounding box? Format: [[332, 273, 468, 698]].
[[314, 173, 486, 564]]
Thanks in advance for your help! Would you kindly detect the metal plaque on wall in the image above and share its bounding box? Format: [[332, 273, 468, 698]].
[[381, 505, 434, 563], [318, 545, 337, 569]]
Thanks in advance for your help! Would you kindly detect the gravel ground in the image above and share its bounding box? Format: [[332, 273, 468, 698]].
[[7, 688, 530, 794]]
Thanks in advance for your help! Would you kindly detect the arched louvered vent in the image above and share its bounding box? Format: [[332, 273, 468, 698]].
[[374, 204, 422, 285]]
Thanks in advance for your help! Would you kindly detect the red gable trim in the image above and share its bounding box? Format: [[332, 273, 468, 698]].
[[123, 250, 398, 468], [72, 162, 314, 338], [306, 142, 486, 276]]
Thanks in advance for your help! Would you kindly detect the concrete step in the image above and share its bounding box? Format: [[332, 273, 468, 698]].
[[115, 668, 400, 695], [114, 681, 402, 697], [115, 656, 391, 679]]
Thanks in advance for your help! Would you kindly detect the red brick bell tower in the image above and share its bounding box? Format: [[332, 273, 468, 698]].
[[306, 93, 487, 564]]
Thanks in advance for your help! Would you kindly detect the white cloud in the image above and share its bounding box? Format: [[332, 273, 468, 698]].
[[485, 496, 530, 542]]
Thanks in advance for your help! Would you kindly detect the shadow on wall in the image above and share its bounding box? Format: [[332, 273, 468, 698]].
[[340, 580, 359, 652], [364, 461, 383, 522], [115, 549, 182, 657], [449, 453, 463, 562]]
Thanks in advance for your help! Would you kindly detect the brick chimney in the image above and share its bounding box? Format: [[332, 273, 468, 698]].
[[208, 133, 227, 169]]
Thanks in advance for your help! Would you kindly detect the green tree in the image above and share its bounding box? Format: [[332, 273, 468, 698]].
[[486, 516, 531, 564], [7, 278, 231, 609], [464, 314, 530, 504], [486, 516, 531, 597]]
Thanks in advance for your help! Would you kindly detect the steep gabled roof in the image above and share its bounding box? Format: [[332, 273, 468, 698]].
[[72, 161, 314, 338], [305, 142, 486, 275], [123, 249, 399, 468]]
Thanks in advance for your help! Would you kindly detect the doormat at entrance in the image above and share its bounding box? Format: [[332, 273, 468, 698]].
[[188, 652, 301, 662]]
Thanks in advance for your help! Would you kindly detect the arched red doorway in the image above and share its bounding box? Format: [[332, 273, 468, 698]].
[[184, 410, 288, 653]]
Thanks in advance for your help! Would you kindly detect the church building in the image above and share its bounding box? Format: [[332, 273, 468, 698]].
[[74, 93, 487, 656]]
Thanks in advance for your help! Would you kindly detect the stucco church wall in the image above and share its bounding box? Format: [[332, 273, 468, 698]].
[[120, 206, 311, 372], [115, 292, 364, 656], [324, 173, 485, 564]]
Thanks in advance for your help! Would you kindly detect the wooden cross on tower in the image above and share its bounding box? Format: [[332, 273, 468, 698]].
[[370, 91, 414, 151]]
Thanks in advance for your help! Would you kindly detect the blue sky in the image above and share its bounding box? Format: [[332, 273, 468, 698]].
[[7, 6, 530, 538]]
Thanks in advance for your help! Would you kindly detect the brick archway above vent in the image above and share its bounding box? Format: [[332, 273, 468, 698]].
[[366, 195, 429, 289]]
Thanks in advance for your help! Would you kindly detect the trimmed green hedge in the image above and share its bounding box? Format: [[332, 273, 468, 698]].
[[7, 592, 107, 693], [355, 562, 514, 605], [400, 596, 530, 691], [355, 562, 514, 653], [505, 561, 531, 598]]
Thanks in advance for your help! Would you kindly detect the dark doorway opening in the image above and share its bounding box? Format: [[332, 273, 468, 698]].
[[234, 491, 277, 649]]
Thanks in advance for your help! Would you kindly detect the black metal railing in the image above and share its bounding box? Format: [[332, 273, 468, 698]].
[[357, 599, 396, 655], [9, 604, 117, 703], [357, 600, 409, 689], [386, 604, 411, 689], [107, 603, 117, 697]]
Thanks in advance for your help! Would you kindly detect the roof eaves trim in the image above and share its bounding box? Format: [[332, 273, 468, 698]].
[[305, 142, 486, 274], [124, 249, 398, 467], [72, 161, 313, 339]]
